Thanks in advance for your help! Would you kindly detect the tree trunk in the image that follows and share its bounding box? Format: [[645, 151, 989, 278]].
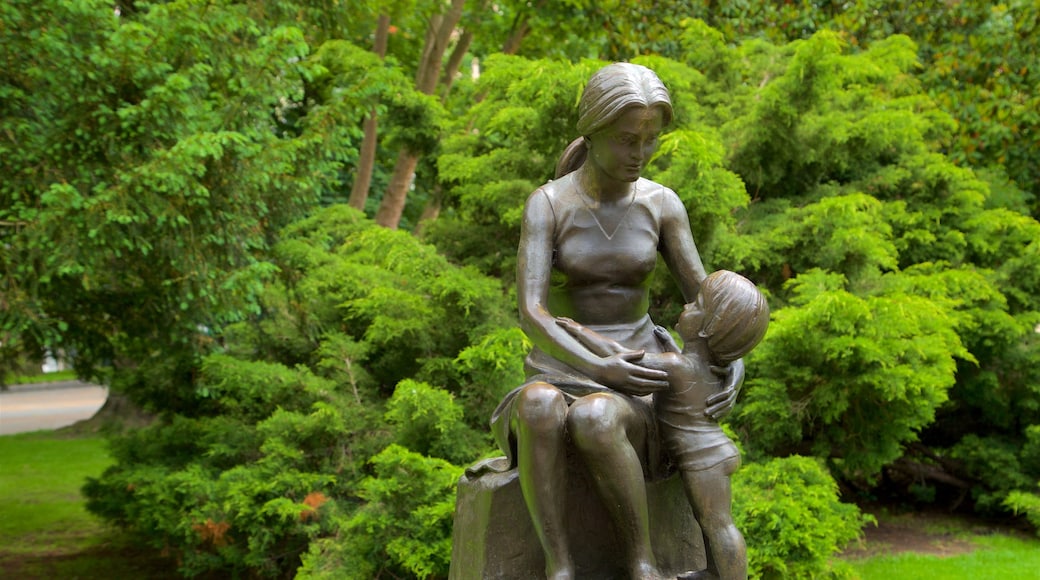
[[375, 0, 465, 229], [413, 0, 538, 225], [501, 0, 544, 55], [501, 17, 531, 55], [348, 14, 391, 211], [441, 29, 474, 99], [62, 391, 158, 435], [349, 114, 379, 211], [414, 183, 443, 236], [375, 148, 421, 228]]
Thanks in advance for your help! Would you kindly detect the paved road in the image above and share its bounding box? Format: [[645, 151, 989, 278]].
[[0, 381, 108, 435]]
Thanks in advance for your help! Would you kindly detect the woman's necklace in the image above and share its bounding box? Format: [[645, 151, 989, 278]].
[[577, 178, 638, 241]]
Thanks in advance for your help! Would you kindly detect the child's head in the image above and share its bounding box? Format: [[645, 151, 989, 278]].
[[677, 270, 769, 365]]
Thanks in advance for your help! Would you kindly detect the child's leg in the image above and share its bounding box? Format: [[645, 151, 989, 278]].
[[680, 458, 746, 580]]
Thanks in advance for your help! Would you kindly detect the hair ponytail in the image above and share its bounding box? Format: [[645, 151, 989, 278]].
[[555, 137, 588, 179]]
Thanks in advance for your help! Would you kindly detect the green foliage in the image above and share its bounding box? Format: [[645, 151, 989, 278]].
[[194, 354, 333, 422], [298, 444, 462, 579], [450, 326, 531, 428], [8, 4, 1040, 576], [308, 37, 447, 157], [854, 1, 1040, 215], [676, 1, 1040, 216], [734, 456, 870, 580], [1005, 489, 1040, 536], [0, 0, 385, 406], [735, 270, 966, 479], [432, 56, 600, 263], [275, 206, 512, 390], [385, 379, 485, 465], [84, 385, 361, 576], [669, 22, 1040, 521], [84, 206, 516, 577], [948, 433, 1039, 514]]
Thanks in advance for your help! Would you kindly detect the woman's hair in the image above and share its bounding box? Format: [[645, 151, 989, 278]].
[[555, 63, 674, 178], [684, 270, 770, 365]]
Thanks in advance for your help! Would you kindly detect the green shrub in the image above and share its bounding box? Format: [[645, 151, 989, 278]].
[[84, 397, 355, 577], [1005, 489, 1040, 535], [385, 379, 487, 465], [297, 444, 462, 580], [734, 456, 871, 579], [83, 206, 517, 577]]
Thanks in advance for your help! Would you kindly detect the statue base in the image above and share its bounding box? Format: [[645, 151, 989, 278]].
[[449, 456, 705, 579]]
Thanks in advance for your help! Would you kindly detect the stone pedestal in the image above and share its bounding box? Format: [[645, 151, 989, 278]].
[[449, 456, 704, 579]]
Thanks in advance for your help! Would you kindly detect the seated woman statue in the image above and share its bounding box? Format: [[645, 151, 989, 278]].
[[558, 270, 770, 580], [490, 63, 743, 580]]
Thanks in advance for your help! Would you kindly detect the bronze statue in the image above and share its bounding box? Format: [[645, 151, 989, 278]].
[[488, 63, 746, 579], [558, 270, 769, 579]]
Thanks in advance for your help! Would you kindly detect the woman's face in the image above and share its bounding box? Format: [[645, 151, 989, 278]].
[[586, 106, 664, 183]]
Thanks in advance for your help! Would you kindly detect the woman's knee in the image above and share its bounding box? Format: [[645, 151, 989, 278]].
[[514, 382, 567, 431], [567, 394, 627, 448]]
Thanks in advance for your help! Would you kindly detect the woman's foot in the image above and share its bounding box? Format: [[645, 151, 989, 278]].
[[546, 563, 575, 580], [630, 560, 668, 580]]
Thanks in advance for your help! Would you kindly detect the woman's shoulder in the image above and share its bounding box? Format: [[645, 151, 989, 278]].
[[526, 173, 580, 212], [635, 178, 681, 204], [634, 178, 685, 221], [537, 172, 578, 199]]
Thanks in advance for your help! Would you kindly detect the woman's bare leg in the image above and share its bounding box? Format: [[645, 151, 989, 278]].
[[681, 463, 746, 580], [513, 383, 574, 579], [568, 393, 666, 580]]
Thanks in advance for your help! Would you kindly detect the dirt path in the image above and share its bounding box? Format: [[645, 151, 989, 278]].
[[841, 510, 1025, 560]]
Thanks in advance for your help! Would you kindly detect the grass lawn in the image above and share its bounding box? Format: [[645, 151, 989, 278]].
[[0, 430, 180, 579], [3, 369, 78, 386], [3, 429, 1038, 578], [846, 511, 1040, 580], [851, 534, 1040, 579]]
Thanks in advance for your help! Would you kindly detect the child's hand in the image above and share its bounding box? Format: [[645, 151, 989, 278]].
[[653, 325, 681, 353], [706, 358, 745, 420]]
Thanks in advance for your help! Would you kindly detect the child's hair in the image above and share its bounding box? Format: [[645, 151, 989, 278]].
[[682, 270, 769, 364]]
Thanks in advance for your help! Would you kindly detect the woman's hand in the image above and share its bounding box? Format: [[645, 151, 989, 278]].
[[705, 358, 745, 420], [555, 317, 627, 357], [596, 351, 670, 396], [556, 317, 669, 395]]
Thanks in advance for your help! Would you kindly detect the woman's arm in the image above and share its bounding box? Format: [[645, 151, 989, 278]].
[[657, 188, 707, 303], [657, 187, 745, 412], [518, 189, 668, 395]]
